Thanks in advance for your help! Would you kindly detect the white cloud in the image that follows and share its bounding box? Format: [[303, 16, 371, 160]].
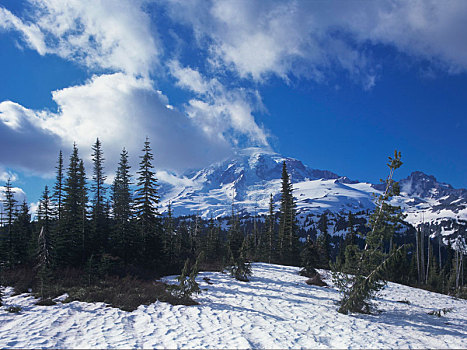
[[1, 0, 159, 77], [0, 6, 46, 54], [169, 61, 269, 147], [0, 73, 233, 175], [0, 167, 18, 183], [164, 0, 467, 83]]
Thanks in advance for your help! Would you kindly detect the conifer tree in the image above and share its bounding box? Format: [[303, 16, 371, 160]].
[[91, 138, 107, 252], [227, 206, 244, 262], [60, 144, 88, 266], [38, 186, 53, 237], [111, 148, 134, 262], [134, 137, 161, 265], [336, 150, 405, 314], [300, 235, 319, 277], [278, 162, 299, 265], [52, 150, 64, 221], [317, 212, 331, 268], [163, 202, 175, 265], [264, 193, 276, 263], [3, 178, 17, 266], [13, 200, 32, 264]]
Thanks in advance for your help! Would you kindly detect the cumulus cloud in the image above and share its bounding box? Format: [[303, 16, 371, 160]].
[[0, 73, 233, 174], [0, 0, 159, 77], [164, 0, 467, 83], [169, 61, 269, 147], [0, 0, 269, 178]]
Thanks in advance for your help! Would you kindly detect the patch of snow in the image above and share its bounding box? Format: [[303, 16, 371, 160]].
[[0, 264, 466, 348]]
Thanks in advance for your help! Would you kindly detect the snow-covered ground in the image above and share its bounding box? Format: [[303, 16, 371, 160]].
[[1, 263, 466, 348]]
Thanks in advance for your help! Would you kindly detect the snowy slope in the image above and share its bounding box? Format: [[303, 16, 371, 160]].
[[158, 148, 467, 229], [1, 263, 466, 348]]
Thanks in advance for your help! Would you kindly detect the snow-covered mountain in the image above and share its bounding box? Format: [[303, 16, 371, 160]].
[[158, 148, 467, 242]]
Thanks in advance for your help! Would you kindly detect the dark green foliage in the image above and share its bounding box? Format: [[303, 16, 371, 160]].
[[6, 305, 22, 313], [263, 194, 276, 263], [59, 143, 89, 266], [316, 212, 331, 268], [278, 162, 299, 265], [228, 239, 252, 282], [12, 201, 33, 265], [134, 137, 162, 266], [111, 148, 135, 263], [52, 150, 64, 221], [35, 298, 56, 306], [169, 252, 204, 301], [3, 178, 17, 266], [336, 244, 407, 314], [300, 236, 319, 277], [1, 140, 464, 312], [91, 138, 108, 253], [335, 150, 406, 314]]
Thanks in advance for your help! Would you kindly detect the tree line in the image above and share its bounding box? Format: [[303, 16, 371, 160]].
[[0, 143, 465, 311]]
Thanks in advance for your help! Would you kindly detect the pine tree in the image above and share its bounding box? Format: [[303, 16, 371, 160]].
[[134, 137, 161, 266], [3, 178, 17, 266], [90, 138, 107, 253]]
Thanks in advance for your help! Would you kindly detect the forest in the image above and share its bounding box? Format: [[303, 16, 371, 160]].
[[0, 139, 465, 312]]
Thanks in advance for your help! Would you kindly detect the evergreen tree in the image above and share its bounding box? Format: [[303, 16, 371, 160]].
[[278, 162, 299, 265], [317, 212, 331, 268], [13, 200, 32, 264], [59, 144, 88, 266], [264, 193, 276, 263], [37, 186, 53, 262], [90, 138, 107, 253], [163, 202, 175, 265], [111, 148, 134, 262], [52, 150, 64, 221], [134, 137, 161, 266], [300, 235, 319, 277], [227, 206, 244, 262], [3, 178, 17, 266], [336, 150, 405, 314]]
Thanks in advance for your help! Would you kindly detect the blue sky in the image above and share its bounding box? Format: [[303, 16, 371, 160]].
[[0, 0, 466, 206]]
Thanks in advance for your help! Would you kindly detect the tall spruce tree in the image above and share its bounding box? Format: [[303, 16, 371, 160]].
[[111, 148, 134, 262], [278, 162, 299, 265], [52, 150, 64, 221], [60, 144, 88, 266], [134, 137, 161, 265], [90, 138, 107, 252], [3, 178, 17, 266], [264, 193, 276, 263]]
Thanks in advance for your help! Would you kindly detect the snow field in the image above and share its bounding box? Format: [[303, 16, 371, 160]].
[[0, 263, 466, 348]]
